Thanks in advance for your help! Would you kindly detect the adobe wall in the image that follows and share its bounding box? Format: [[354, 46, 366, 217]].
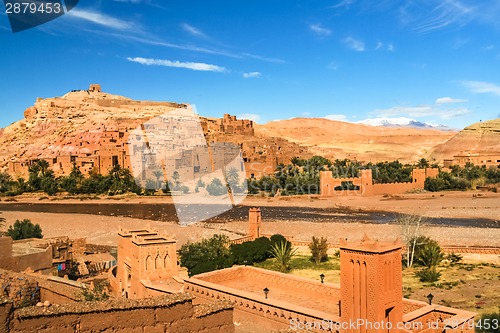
[[0, 269, 81, 305], [0, 238, 15, 271], [12, 247, 52, 273], [320, 168, 438, 197], [4, 294, 234, 333]]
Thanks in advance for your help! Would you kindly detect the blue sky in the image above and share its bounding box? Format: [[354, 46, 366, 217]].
[[1, 0, 500, 129]]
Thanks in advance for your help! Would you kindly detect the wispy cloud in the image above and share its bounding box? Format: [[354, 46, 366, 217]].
[[330, 0, 355, 9], [242, 72, 261, 79], [126, 57, 226, 72], [328, 62, 339, 70], [372, 104, 471, 120], [344, 36, 365, 51], [325, 114, 347, 121], [376, 41, 394, 51], [309, 24, 332, 37], [181, 23, 207, 38], [399, 0, 474, 33], [237, 113, 261, 122], [462, 80, 500, 96], [242, 53, 286, 64], [67, 8, 135, 30], [436, 97, 467, 104]]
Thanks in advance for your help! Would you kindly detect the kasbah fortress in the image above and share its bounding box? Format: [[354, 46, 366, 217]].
[[0, 85, 499, 333]]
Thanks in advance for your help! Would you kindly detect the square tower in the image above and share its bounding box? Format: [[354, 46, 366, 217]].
[[340, 235, 403, 333], [248, 208, 262, 240], [117, 228, 178, 299]]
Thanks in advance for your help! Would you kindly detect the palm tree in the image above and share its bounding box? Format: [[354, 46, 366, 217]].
[[417, 243, 444, 269], [268, 240, 297, 272], [152, 170, 163, 189]]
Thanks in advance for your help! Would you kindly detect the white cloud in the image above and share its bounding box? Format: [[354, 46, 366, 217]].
[[126, 57, 226, 72], [310, 24, 332, 37], [67, 9, 134, 30], [462, 80, 500, 96], [242, 72, 261, 79], [376, 42, 383, 50], [181, 23, 207, 38], [435, 97, 467, 104], [325, 114, 347, 121], [372, 104, 471, 120], [387, 43, 394, 51], [238, 114, 261, 122], [344, 37, 365, 51], [376, 42, 394, 51], [328, 62, 339, 70]]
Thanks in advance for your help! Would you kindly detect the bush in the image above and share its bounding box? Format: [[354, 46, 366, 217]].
[[230, 237, 272, 265], [7, 219, 43, 240], [309, 236, 328, 264], [446, 252, 463, 266], [178, 234, 233, 276], [416, 267, 441, 282], [206, 178, 227, 196], [475, 312, 500, 333], [417, 242, 444, 269]]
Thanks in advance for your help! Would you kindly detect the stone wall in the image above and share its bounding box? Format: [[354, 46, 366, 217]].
[[0, 293, 234, 333]]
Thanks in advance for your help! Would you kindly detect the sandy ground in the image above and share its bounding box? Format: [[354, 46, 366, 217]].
[[0, 190, 499, 247]]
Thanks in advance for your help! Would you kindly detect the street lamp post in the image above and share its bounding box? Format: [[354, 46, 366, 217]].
[[320, 273, 325, 284], [263, 287, 269, 299], [426, 293, 434, 305]]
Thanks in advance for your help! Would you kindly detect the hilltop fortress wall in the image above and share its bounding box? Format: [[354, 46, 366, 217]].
[[5, 86, 305, 180], [320, 168, 439, 197]]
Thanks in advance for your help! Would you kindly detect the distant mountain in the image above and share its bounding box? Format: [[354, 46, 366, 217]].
[[256, 117, 456, 163], [357, 117, 452, 130]]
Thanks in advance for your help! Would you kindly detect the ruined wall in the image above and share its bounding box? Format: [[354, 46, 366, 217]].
[[3, 294, 233, 333], [0, 238, 15, 271]]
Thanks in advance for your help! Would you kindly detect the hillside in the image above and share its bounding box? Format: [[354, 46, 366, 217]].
[[429, 118, 500, 161], [0, 88, 186, 168], [256, 118, 456, 163]]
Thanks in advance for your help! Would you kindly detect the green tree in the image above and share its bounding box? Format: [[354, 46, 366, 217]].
[[417, 158, 429, 168], [309, 236, 329, 264], [225, 167, 241, 192], [206, 178, 228, 196], [172, 171, 180, 190], [178, 234, 233, 276], [230, 237, 272, 265], [268, 240, 297, 272], [107, 164, 141, 195], [60, 163, 84, 194], [0, 172, 14, 193], [7, 219, 43, 240], [152, 169, 163, 189]]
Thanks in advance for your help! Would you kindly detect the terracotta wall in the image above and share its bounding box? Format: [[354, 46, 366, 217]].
[[1, 294, 234, 333]]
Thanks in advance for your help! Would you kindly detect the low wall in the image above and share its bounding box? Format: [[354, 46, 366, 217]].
[[1, 293, 233, 333]]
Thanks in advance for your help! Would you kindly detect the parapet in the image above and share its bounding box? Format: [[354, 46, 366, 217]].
[[339, 234, 402, 253]]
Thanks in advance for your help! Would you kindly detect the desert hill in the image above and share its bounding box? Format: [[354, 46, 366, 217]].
[[0, 88, 186, 168], [256, 118, 456, 163], [429, 118, 500, 161]]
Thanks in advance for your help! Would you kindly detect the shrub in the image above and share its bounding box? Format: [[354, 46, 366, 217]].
[[178, 234, 232, 276], [309, 236, 328, 264], [416, 267, 441, 282], [446, 252, 463, 266], [230, 237, 272, 265], [7, 219, 43, 240], [417, 243, 444, 269]]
